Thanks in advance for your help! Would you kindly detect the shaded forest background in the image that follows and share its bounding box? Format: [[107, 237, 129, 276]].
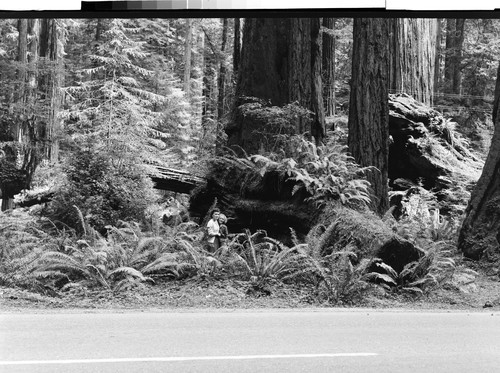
[[1, 17, 500, 302]]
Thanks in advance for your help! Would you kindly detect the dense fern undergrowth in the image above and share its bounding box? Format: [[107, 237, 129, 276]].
[[0, 182, 475, 307], [0, 117, 485, 307]]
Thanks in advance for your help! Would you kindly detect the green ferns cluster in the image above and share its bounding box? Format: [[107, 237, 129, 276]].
[[250, 135, 372, 209], [1, 205, 462, 304]]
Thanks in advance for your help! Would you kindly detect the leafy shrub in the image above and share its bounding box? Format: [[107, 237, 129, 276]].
[[47, 145, 158, 233]]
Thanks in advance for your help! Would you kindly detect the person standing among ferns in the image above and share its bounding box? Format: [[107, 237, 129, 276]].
[[218, 214, 228, 247], [206, 208, 221, 252]]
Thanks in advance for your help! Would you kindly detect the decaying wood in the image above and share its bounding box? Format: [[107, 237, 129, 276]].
[[314, 207, 423, 272], [388, 93, 482, 191]]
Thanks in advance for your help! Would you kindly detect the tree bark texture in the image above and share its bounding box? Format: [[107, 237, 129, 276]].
[[39, 19, 64, 162], [458, 62, 500, 259], [228, 18, 325, 154], [217, 18, 228, 120], [15, 19, 28, 107], [322, 18, 336, 117], [348, 18, 390, 215], [183, 18, 192, 95], [388, 18, 437, 106], [444, 19, 455, 92], [233, 18, 241, 76], [444, 19, 465, 95], [452, 19, 465, 95], [26, 19, 39, 105], [434, 18, 442, 94], [310, 18, 326, 143]]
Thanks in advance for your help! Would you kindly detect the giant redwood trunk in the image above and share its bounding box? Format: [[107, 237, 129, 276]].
[[227, 18, 325, 154], [458, 62, 500, 259], [389, 19, 437, 106], [348, 18, 390, 215]]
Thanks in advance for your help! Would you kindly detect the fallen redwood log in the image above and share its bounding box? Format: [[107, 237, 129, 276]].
[[190, 156, 422, 271], [313, 206, 424, 272], [388, 93, 482, 192]]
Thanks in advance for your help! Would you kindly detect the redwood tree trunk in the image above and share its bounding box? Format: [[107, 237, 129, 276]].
[[16, 19, 28, 107], [39, 19, 64, 163], [458, 61, 500, 259], [444, 19, 466, 94], [233, 18, 241, 76], [348, 18, 390, 215], [183, 18, 193, 95], [229, 18, 325, 153], [322, 18, 336, 117], [26, 19, 39, 106], [389, 19, 437, 106], [434, 18, 442, 94], [217, 18, 228, 120], [310, 18, 326, 142], [451, 19, 465, 95]]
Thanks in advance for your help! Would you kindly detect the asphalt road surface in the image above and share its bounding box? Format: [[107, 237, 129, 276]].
[[1, 309, 499, 373]]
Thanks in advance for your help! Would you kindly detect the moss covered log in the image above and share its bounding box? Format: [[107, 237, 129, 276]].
[[314, 207, 423, 272]]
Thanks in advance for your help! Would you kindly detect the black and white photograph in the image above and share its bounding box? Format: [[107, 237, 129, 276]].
[[1, 6, 500, 372]]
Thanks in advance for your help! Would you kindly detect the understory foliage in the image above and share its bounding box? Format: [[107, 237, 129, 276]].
[[370, 242, 457, 294], [0, 206, 470, 304], [46, 144, 158, 233], [250, 134, 372, 209]]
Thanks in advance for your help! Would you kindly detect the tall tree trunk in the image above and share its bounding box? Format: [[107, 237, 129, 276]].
[[229, 18, 325, 154], [322, 18, 336, 117], [388, 19, 436, 106], [2, 20, 29, 210], [444, 19, 456, 94], [15, 19, 28, 109], [202, 32, 217, 142], [233, 18, 241, 77], [310, 18, 326, 143], [217, 18, 228, 120], [39, 19, 64, 163], [451, 19, 465, 95], [458, 61, 500, 259], [434, 18, 442, 94], [348, 18, 390, 215], [26, 19, 39, 108], [183, 18, 193, 95]]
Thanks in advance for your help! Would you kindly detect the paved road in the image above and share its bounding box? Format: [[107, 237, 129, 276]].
[[1, 310, 499, 372]]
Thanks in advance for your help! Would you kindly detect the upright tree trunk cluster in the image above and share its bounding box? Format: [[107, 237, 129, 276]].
[[1, 18, 64, 211]]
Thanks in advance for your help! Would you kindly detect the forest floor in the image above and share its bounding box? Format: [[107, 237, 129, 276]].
[[1, 258, 500, 313]]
